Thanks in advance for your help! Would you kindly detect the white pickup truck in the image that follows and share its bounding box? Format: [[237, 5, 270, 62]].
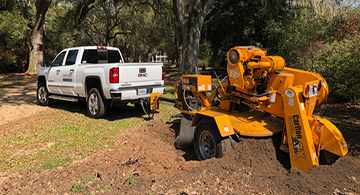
[[37, 46, 166, 118]]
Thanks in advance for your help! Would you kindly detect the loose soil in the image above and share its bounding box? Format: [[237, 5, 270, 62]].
[[0, 73, 359, 194]]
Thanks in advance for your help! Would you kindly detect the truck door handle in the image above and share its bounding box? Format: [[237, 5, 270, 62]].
[[56, 70, 60, 74], [70, 69, 74, 73]]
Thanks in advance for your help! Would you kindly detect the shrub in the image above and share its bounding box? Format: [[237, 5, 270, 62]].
[[266, 8, 360, 102], [312, 34, 360, 102], [0, 48, 27, 73]]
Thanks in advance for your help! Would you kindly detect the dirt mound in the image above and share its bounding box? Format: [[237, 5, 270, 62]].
[[1, 118, 359, 194], [150, 136, 359, 194]]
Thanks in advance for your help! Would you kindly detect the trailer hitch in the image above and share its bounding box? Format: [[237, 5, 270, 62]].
[[139, 92, 160, 119]]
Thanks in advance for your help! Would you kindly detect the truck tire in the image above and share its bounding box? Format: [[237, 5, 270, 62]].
[[87, 88, 107, 118], [37, 82, 52, 106], [193, 118, 230, 160]]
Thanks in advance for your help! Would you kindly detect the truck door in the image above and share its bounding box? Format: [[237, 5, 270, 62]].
[[60, 49, 79, 95], [47, 51, 66, 94]]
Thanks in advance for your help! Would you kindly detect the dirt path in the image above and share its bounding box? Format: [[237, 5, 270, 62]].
[[0, 73, 359, 194], [0, 73, 48, 129]]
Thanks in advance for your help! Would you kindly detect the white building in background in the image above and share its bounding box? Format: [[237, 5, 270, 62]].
[[148, 51, 170, 63]]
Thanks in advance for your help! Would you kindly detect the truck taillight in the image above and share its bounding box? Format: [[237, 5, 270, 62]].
[[318, 81, 321, 91], [162, 66, 164, 80], [110, 67, 119, 83]]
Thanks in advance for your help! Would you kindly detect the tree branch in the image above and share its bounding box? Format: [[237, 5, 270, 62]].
[[84, 30, 98, 45], [136, 0, 165, 15], [74, 0, 106, 25], [200, 0, 214, 24], [172, 0, 185, 25], [110, 31, 132, 40]]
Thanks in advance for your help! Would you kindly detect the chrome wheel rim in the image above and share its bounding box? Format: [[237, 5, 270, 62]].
[[199, 130, 216, 159], [88, 93, 99, 115], [38, 86, 47, 104]]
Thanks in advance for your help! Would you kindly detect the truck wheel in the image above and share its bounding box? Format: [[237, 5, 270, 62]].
[[37, 83, 52, 106], [193, 118, 229, 160], [87, 88, 107, 118]]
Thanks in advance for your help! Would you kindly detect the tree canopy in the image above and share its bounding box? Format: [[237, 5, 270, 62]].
[[0, 0, 359, 101]]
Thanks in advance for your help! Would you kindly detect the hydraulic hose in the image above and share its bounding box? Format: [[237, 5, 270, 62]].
[[248, 91, 270, 97], [159, 96, 176, 103]]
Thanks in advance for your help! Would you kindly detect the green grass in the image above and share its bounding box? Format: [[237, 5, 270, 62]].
[[0, 85, 179, 173], [0, 107, 143, 172], [156, 85, 180, 122], [129, 175, 137, 185], [163, 85, 175, 99], [97, 185, 112, 191], [70, 175, 112, 194], [70, 175, 96, 194]]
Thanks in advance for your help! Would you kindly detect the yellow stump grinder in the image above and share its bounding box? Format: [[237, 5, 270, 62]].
[[152, 46, 348, 172]]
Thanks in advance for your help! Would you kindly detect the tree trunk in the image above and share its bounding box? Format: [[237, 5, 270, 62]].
[[173, 0, 214, 75], [27, 0, 51, 73]]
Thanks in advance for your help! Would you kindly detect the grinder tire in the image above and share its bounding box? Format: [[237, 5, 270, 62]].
[[193, 118, 230, 160]]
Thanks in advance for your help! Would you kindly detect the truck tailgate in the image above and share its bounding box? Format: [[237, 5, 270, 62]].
[[117, 63, 163, 85]]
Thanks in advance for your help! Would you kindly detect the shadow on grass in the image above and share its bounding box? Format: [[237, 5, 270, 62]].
[[0, 82, 25, 89], [166, 87, 175, 96], [0, 74, 37, 89], [0, 86, 38, 107], [49, 100, 146, 121]]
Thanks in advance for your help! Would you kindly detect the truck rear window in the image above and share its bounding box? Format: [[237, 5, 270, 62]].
[[81, 49, 122, 64]]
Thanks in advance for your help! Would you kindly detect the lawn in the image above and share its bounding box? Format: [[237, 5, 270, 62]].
[[0, 86, 179, 172]]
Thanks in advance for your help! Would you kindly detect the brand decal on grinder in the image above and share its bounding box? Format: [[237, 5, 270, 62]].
[[288, 115, 306, 160], [292, 115, 302, 139]]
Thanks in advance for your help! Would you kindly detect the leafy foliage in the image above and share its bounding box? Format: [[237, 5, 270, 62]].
[[0, 4, 33, 72], [202, 0, 360, 102], [312, 35, 360, 102], [0, 10, 30, 48], [265, 8, 332, 69], [0, 0, 178, 70], [45, 2, 82, 53], [203, 0, 290, 67], [0, 0, 359, 102], [0, 48, 29, 73], [264, 6, 360, 102]]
